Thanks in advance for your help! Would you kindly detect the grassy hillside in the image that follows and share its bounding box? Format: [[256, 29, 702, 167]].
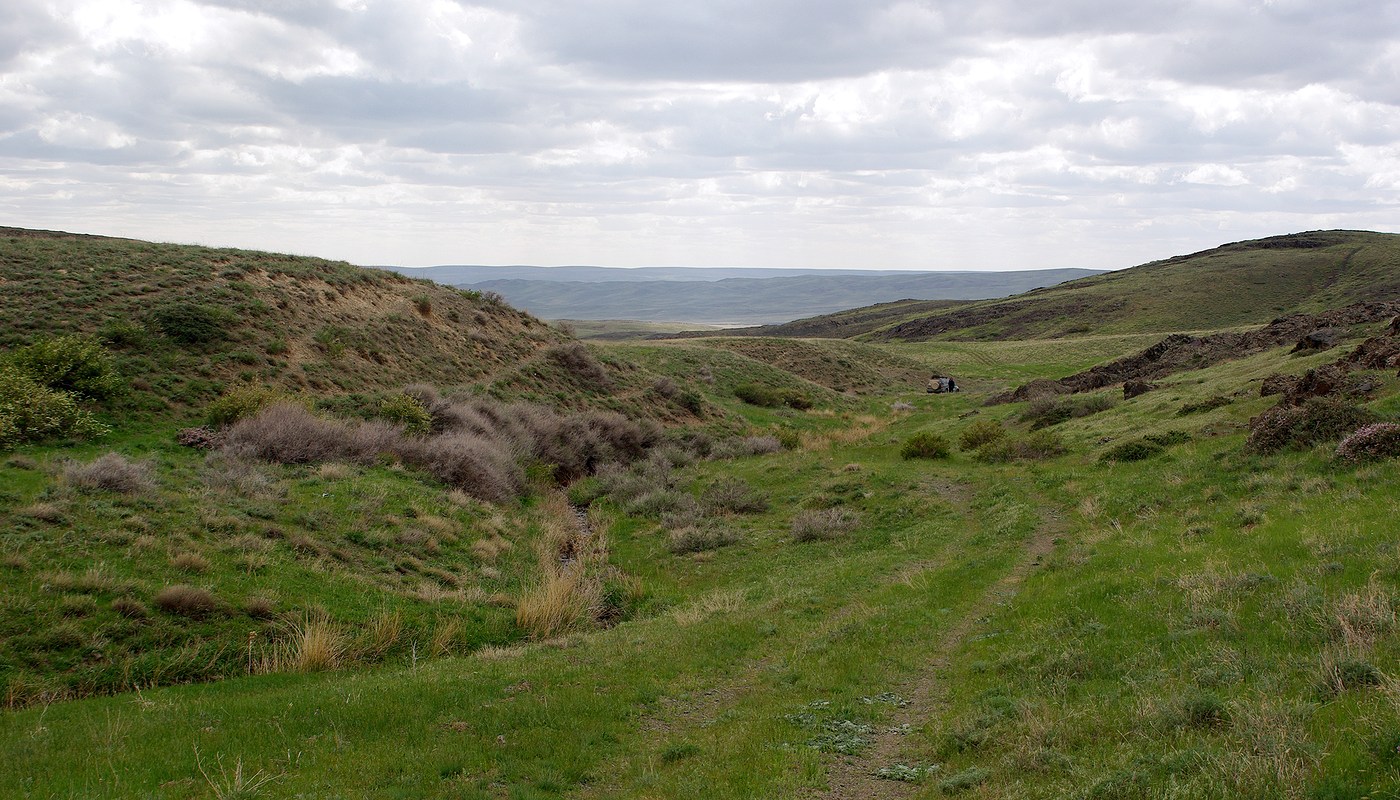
[[0, 227, 693, 421], [704, 230, 1400, 343], [3, 228, 1400, 799]]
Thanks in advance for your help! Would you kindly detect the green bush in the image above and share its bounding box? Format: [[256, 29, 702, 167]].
[[6, 335, 122, 400], [377, 392, 433, 436], [206, 385, 292, 427], [1022, 393, 1117, 429], [901, 431, 950, 460], [735, 383, 783, 407], [0, 365, 109, 447], [96, 320, 147, 348], [976, 429, 1067, 462], [151, 302, 234, 345], [1101, 439, 1164, 463], [958, 419, 1005, 451]]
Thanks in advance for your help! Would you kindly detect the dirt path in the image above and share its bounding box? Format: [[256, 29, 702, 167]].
[[813, 496, 1065, 800]]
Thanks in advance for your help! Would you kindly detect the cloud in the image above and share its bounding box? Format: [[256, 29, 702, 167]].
[[0, 0, 1396, 270]]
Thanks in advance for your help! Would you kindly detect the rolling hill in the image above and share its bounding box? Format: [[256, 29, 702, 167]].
[[695, 230, 1400, 341]]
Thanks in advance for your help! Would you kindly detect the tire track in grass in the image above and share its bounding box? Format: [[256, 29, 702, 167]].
[[814, 495, 1064, 800], [572, 479, 977, 800]]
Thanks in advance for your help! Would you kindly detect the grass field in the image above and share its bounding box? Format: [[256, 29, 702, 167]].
[[4, 316, 1398, 799]]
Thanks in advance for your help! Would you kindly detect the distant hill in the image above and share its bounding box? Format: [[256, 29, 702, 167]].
[[378, 265, 930, 283], [704, 230, 1400, 341], [451, 269, 1100, 325]]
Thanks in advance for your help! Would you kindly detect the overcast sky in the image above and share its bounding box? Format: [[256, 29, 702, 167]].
[[2, 0, 1398, 270]]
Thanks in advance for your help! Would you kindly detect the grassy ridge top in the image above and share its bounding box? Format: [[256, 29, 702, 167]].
[[700, 230, 1400, 342], [0, 227, 690, 421], [873, 230, 1400, 341]]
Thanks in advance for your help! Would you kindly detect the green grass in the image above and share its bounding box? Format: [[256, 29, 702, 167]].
[[3, 231, 1400, 798]]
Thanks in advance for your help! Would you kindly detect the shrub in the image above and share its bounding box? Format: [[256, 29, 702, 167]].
[[1178, 395, 1233, 416], [0, 365, 108, 447], [1023, 393, 1116, 429], [976, 430, 1067, 462], [206, 385, 292, 427], [224, 404, 345, 464], [412, 294, 433, 315], [400, 433, 523, 504], [377, 392, 433, 436], [151, 302, 234, 345], [64, 453, 154, 494], [701, 477, 769, 514], [171, 552, 211, 573], [667, 524, 740, 554], [735, 382, 783, 408], [176, 426, 222, 449], [1248, 397, 1377, 454], [154, 585, 220, 618], [734, 383, 812, 410], [791, 508, 861, 542], [111, 597, 148, 619], [710, 435, 784, 459], [958, 419, 1005, 451], [901, 431, 950, 460], [937, 767, 989, 793], [96, 320, 147, 348], [6, 335, 122, 400], [1335, 423, 1400, 462], [546, 343, 611, 388], [1101, 439, 1164, 463]]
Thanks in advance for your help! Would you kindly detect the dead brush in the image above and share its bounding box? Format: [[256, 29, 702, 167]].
[[63, 453, 155, 494]]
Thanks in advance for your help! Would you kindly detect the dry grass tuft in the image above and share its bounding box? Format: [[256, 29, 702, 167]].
[[154, 585, 220, 618], [171, 551, 211, 573], [1326, 574, 1396, 651], [791, 508, 862, 542], [17, 502, 65, 523], [515, 572, 599, 639], [268, 612, 347, 673], [672, 589, 746, 626]]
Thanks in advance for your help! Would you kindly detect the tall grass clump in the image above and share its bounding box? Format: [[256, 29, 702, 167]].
[[515, 571, 600, 639]]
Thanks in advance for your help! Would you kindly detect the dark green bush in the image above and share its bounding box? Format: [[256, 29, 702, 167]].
[[901, 431, 950, 460], [1023, 393, 1117, 429], [151, 302, 234, 345], [1177, 395, 1232, 416], [958, 419, 1005, 450], [735, 383, 783, 407], [976, 429, 1067, 462], [1101, 439, 1164, 463]]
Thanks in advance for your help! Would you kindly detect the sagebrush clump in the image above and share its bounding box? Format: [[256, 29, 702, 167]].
[[901, 431, 950, 460], [1335, 423, 1400, 462]]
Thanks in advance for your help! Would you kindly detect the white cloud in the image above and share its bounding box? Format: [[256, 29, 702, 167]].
[[0, 0, 1396, 269]]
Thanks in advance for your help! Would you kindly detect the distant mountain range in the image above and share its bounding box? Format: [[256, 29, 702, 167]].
[[378, 265, 1103, 325]]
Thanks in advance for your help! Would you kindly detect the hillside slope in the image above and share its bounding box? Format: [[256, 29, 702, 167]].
[[700, 231, 1400, 342], [0, 227, 687, 420]]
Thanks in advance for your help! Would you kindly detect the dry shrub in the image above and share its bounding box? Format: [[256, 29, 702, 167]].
[[18, 502, 64, 523], [470, 535, 513, 562], [710, 435, 783, 459], [154, 585, 220, 618], [224, 404, 343, 464], [1247, 397, 1377, 454], [1326, 575, 1396, 652], [64, 453, 154, 494], [401, 433, 522, 503], [546, 342, 611, 388], [668, 524, 740, 554], [672, 589, 745, 625], [701, 477, 769, 514], [431, 617, 463, 656], [199, 452, 276, 498], [243, 596, 276, 619], [791, 508, 861, 542], [1335, 422, 1400, 462]]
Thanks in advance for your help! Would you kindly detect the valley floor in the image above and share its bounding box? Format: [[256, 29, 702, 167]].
[[4, 334, 1399, 799]]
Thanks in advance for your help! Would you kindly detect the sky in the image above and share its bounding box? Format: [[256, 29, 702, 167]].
[[1, 0, 1398, 270]]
